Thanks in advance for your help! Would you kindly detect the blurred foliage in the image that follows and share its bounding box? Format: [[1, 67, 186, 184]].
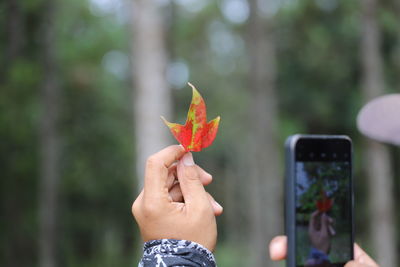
[[0, 0, 399, 266]]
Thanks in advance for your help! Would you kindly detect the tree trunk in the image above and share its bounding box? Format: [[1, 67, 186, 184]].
[[2, 1, 25, 266], [131, 0, 171, 189], [4, 0, 24, 72], [38, 1, 61, 266], [246, 1, 282, 266], [360, 0, 397, 266]]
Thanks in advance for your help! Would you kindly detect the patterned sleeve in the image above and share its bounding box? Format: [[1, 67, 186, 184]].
[[139, 239, 217, 267]]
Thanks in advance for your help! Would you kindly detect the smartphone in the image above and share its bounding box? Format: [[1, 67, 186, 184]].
[[285, 135, 354, 267]]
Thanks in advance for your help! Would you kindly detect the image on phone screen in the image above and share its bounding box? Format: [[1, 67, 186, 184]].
[[294, 140, 352, 267]]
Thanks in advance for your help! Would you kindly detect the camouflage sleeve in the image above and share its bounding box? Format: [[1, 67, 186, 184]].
[[138, 239, 217, 267]]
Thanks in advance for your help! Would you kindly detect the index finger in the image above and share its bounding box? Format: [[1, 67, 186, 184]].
[[144, 145, 186, 198]]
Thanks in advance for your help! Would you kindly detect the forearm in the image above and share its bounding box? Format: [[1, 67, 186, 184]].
[[139, 239, 216, 267]]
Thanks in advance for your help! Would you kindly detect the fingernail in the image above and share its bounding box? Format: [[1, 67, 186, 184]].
[[215, 201, 223, 210], [182, 153, 195, 166]]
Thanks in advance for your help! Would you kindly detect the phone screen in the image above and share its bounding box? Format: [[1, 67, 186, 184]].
[[294, 138, 353, 267]]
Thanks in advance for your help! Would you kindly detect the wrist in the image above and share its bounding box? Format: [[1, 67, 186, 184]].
[[307, 247, 329, 265]]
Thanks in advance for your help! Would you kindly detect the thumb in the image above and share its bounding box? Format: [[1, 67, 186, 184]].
[[177, 153, 209, 209], [354, 243, 379, 266], [269, 235, 287, 261]]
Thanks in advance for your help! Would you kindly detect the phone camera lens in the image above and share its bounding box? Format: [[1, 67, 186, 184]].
[[321, 153, 326, 158]]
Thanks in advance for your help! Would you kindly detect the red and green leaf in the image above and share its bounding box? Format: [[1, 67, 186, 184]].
[[162, 83, 220, 152], [316, 190, 333, 212]]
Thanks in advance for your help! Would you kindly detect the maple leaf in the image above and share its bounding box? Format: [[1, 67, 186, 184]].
[[161, 83, 220, 152], [316, 190, 334, 213]]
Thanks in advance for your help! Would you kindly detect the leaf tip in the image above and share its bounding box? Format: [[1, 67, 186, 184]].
[[209, 116, 221, 126], [187, 82, 199, 94], [187, 82, 203, 106], [161, 116, 172, 127]]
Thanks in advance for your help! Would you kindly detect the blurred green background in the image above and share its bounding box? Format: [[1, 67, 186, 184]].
[[1, 0, 399, 266]]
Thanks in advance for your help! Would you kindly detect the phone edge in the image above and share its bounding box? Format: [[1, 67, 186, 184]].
[[285, 134, 300, 267]]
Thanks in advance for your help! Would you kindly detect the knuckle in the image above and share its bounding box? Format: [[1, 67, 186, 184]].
[[132, 195, 160, 220], [194, 202, 212, 216], [142, 201, 159, 217], [146, 156, 162, 169], [146, 156, 166, 176], [131, 198, 141, 218]]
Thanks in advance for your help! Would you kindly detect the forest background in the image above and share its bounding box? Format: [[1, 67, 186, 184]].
[[1, 0, 399, 266]]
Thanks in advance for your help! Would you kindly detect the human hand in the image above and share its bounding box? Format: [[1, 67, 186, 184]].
[[132, 145, 223, 251], [344, 244, 379, 267], [269, 236, 379, 267], [308, 211, 333, 254]]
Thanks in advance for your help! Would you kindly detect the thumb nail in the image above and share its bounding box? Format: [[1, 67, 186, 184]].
[[182, 153, 195, 166], [214, 201, 223, 210]]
